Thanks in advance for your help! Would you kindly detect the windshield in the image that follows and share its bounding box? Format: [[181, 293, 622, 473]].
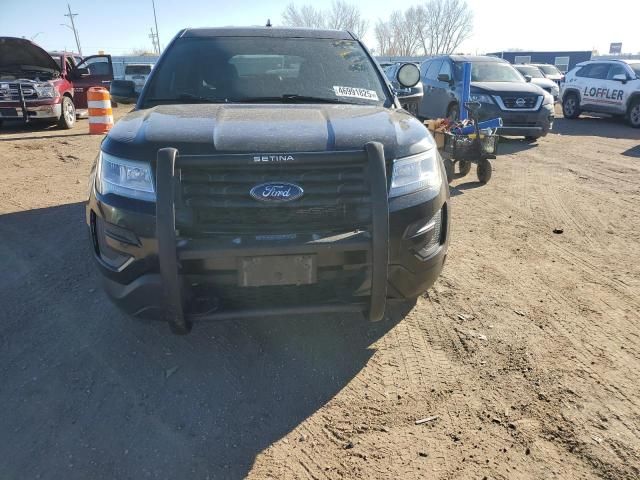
[[516, 65, 544, 78], [142, 37, 389, 107], [456, 62, 524, 82], [628, 63, 640, 77], [125, 65, 152, 75], [538, 64, 561, 76]]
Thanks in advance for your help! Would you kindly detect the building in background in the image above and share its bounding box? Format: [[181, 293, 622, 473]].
[[486, 51, 592, 73]]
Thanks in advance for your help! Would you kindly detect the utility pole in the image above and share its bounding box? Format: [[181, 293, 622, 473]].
[[151, 0, 161, 53], [149, 27, 159, 55], [64, 3, 82, 56]]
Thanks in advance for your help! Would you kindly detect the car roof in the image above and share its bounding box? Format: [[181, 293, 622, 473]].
[[444, 55, 507, 63], [48, 50, 80, 56], [576, 59, 638, 66], [180, 27, 355, 40]]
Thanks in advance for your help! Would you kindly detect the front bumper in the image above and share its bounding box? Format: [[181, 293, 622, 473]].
[[477, 101, 555, 138], [0, 100, 62, 120], [87, 145, 449, 330]]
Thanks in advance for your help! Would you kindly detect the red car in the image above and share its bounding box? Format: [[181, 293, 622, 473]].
[[0, 37, 113, 129]]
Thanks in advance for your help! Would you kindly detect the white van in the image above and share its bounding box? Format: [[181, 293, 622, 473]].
[[123, 63, 154, 92]]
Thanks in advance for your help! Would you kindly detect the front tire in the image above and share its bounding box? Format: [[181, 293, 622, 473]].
[[58, 96, 76, 129], [477, 160, 492, 184], [443, 157, 454, 183], [562, 93, 580, 119], [628, 98, 640, 128], [458, 160, 471, 176]]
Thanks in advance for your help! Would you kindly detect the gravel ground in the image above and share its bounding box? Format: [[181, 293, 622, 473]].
[[1, 106, 639, 479]]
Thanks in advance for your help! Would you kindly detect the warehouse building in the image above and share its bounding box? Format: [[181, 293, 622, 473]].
[[486, 51, 592, 73]]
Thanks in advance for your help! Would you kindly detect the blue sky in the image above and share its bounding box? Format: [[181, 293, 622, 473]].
[[1, 0, 639, 56]]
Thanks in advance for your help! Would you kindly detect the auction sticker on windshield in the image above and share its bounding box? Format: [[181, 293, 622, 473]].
[[333, 86, 379, 101]]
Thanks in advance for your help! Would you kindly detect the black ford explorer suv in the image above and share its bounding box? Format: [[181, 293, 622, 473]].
[[418, 55, 555, 140], [88, 27, 449, 334]]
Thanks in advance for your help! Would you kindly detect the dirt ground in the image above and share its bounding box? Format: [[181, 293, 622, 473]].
[[1, 106, 639, 480]]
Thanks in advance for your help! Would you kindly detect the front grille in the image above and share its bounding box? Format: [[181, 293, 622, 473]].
[[186, 273, 364, 314], [177, 161, 372, 236], [0, 83, 37, 101], [499, 95, 540, 109]]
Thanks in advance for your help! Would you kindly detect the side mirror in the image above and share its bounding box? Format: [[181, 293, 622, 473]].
[[397, 63, 420, 88], [612, 73, 627, 83], [110, 80, 139, 104], [524, 75, 532, 83], [464, 101, 482, 115], [437, 73, 452, 84]]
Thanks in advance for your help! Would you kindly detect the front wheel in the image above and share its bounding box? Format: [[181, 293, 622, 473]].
[[443, 157, 454, 183], [458, 160, 471, 176], [477, 159, 492, 184], [562, 93, 580, 119], [628, 98, 640, 128], [58, 96, 76, 129]]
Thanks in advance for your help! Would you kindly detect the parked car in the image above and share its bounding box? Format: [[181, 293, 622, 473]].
[[530, 63, 564, 84], [0, 37, 113, 128], [91, 27, 450, 334], [383, 62, 423, 115], [123, 63, 154, 93], [514, 64, 559, 101], [418, 55, 555, 140], [561, 59, 640, 128]]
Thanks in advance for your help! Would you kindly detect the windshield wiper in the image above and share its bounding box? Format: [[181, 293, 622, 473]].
[[233, 94, 356, 105], [146, 93, 228, 104]]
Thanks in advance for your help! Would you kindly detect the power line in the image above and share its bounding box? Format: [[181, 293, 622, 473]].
[[63, 3, 82, 56]]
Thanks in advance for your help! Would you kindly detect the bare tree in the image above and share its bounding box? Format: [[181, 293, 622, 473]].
[[375, 9, 421, 56], [281, 4, 324, 29], [326, 1, 369, 38], [419, 0, 473, 55], [125, 47, 158, 56], [281, 1, 368, 38], [376, 0, 473, 57]]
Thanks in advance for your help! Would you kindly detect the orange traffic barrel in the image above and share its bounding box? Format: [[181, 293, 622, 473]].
[[87, 87, 113, 134]]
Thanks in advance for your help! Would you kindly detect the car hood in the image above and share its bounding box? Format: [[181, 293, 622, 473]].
[[471, 81, 543, 95], [0, 37, 60, 74], [102, 104, 434, 161], [529, 78, 557, 89]]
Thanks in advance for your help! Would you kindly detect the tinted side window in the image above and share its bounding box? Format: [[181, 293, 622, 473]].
[[420, 61, 431, 79], [581, 63, 609, 79], [575, 65, 590, 77], [438, 61, 452, 81], [425, 60, 442, 81], [607, 64, 628, 80]]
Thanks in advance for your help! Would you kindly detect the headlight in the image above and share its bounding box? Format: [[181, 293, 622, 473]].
[[389, 148, 442, 198], [470, 93, 494, 104], [34, 83, 56, 98], [542, 92, 554, 106], [97, 152, 155, 201]]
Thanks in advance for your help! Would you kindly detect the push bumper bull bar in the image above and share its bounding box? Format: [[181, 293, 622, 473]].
[[155, 143, 390, 334]]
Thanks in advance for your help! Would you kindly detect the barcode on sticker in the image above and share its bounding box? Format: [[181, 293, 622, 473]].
[[333, 86, 379, 101]]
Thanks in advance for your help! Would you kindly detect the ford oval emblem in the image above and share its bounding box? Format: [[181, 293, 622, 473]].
[[250, 182, 304, 203]]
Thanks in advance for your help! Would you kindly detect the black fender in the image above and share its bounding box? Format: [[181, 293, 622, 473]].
[[562, 87, 582, 104], [626, 92, 640, 112]]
